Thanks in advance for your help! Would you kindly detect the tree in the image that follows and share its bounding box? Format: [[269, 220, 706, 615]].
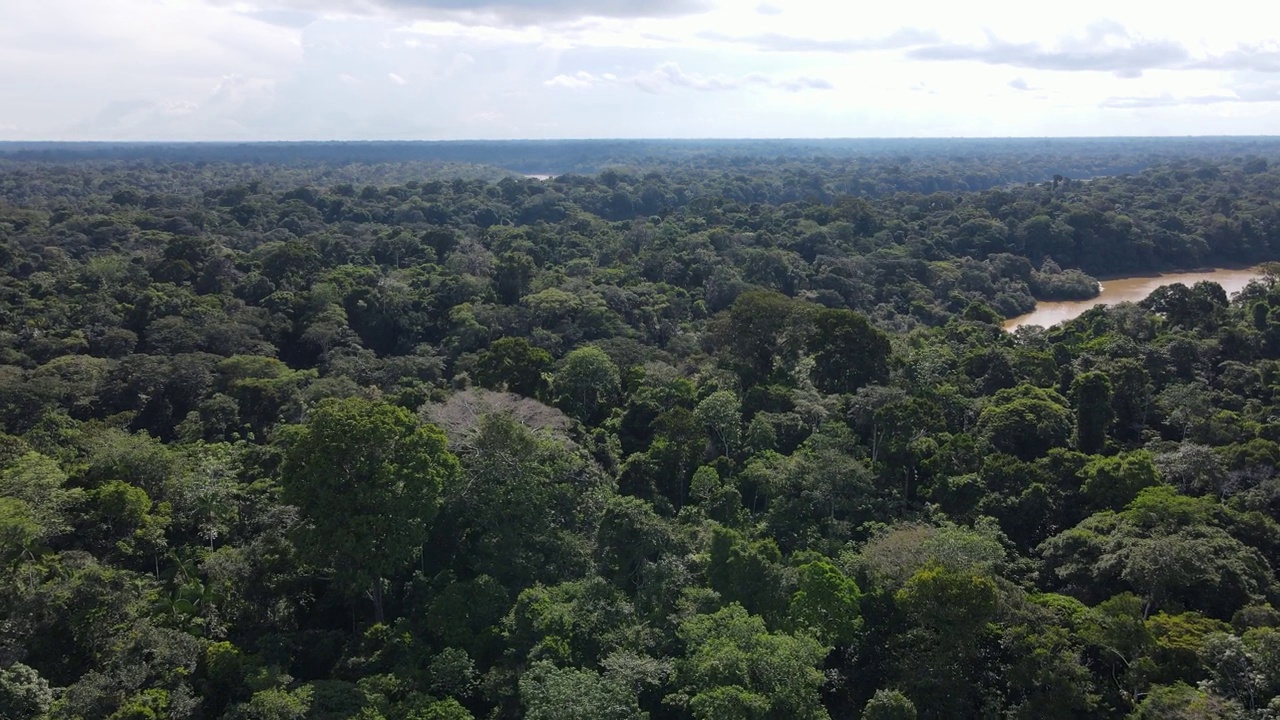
[[1157, 382, 1215, 441], [0, 662, 52, 720], [892, 562, 1000, 718], [1128, 683, 1244, 720], [1153, 443, 1225, 497], [405, 698, 475, 720], [751, 431, 875, 552], [90, 480, 170, 562], [689, 465, 746, 526], [977, 384, 1073, 461], [504, 578, 637, 669], [808, 308, 891, 394], [596, 495, 680, 596], [473, 337, 551, 399], [217, 355, 316, 437], [552, 347, 621, 424], [1200, 627, 1280, 713], [861, 690, 917, 720], [1106, 358, 1153, 443], [0, 498, 42, 566], [998, 598, 1100, 719], [0, 452, 79, 546], [694, 390, 742, 457], [707, 526, 788, 624], [1072, 371, 1113, 454], [1080, 451, 1163, 512], [669, 603, 831, 720], [225, 687, 312, 720], [282, 397, 458, 622], [1080, 593, 1157, 710], [518, 661, 644, 720], [1039, 487, 1276, 618], [789, 558, 862, 646], [425, 412, 611, 593], [711, 291, 812, 388], [854, 519, 1009, 591]]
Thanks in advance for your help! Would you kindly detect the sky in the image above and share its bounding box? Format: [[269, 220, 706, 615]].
[[3, 0, 1280, 140]]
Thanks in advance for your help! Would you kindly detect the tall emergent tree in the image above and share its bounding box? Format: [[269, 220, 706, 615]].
[[282, 397, 458, 622], [1072, 371, 1114, 454], [808, 308, 891, 394]]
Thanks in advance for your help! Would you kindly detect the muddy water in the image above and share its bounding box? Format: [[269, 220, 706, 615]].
[[1004, 267, 1264, 331]]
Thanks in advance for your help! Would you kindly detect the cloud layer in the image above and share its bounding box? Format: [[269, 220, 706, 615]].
[[381, 0, 712, 19], [908, 28, 1188, 78], [1104, 80, 1280, 108], [700, 28, 938, 53], [905, 23, 1280, 80], [545, 62, 832, 93], [4, 0, 1280, 140], [218, 0, 713, 24]]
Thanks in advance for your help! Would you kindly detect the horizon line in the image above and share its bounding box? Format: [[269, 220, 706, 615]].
[[4, 135, 1280, 145]]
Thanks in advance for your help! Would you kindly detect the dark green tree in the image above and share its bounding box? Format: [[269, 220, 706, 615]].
[[711, 291, 812, 388], [1071, 371, 1113, 454], [977, 384, 1073, 461], [807, 308, 891, 394], [707, 526, 788, 624], [892, 561, 1000, 718], [282, 397, 458, 622], [473, 337, 552, 399]]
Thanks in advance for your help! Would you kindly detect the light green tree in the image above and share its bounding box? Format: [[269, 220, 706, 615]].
[[861, 689, 917, 720], [977, 384, 1073, 461], [1080, 450, 1163, 512], [0, 662, 53, 720], [789, 558, 862, 646], [553, 347, 621, 424], [0, 449, 79, 559], [694, 390, 741, 457], [669, 603, 830, 720], [518, 661, 644, 720]]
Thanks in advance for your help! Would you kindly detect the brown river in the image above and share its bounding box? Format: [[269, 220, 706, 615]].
[[1003, 267, 1264, 331]]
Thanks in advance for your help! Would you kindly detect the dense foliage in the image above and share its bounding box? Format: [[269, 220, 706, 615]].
[[4, 140, 1280, 719]]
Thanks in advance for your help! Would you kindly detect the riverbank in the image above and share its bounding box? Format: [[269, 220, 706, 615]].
[[1088, 261, 1268, 282], [1006, 266, 1265, 331]]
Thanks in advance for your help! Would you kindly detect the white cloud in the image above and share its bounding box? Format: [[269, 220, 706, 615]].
[[389, 72, 408, 85], [545, 71, 597, 89]]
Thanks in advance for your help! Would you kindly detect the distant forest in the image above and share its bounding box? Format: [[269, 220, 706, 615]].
[[6, 135, 1280, 182], [4, 139, 1280, 719]]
